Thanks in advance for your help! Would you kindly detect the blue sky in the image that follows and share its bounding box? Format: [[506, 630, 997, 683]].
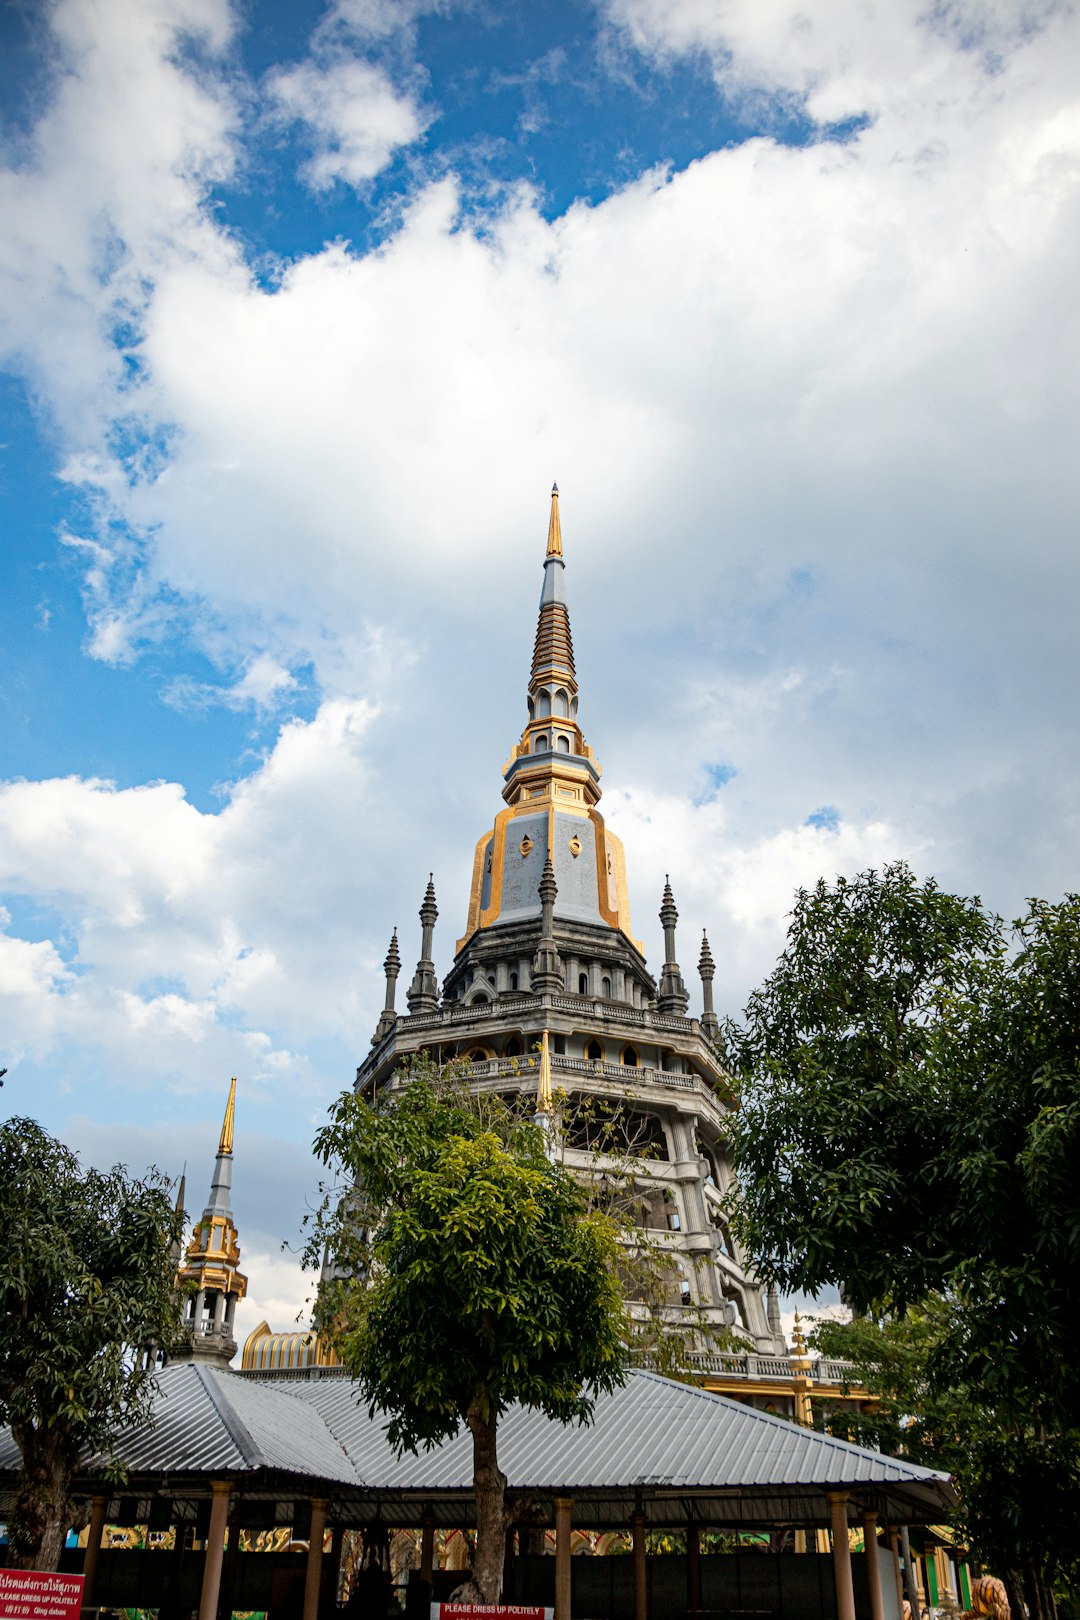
[[2, 0, 1079, 1339]]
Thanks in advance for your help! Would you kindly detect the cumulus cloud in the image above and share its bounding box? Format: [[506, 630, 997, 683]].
[[266, 56, 429, 191], [2, 0, 1080, 1312], [0, 698, 385, 1090]]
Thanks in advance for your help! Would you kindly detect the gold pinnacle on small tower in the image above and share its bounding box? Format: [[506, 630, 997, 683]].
[[546, 481, 563, 558], [218, 1076, 236, 1155]]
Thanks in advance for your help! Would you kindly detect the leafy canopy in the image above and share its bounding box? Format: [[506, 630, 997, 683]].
[[724, 868, 1080, 1619], [309, 1062, 627, 1452], [0, 1118, 184, 1566]]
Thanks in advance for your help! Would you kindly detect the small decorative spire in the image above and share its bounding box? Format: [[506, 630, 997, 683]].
[[218, 1077, 236, 1156], [657, 877, 689, 1016], [407, 877, 441, 1014], [531, 854, 564, 994], [374, 927, 402, 1044], [698, 930, 720, 1038], [546, 482, 563, 559]]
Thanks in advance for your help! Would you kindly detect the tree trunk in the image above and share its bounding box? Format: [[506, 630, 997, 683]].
[[1002, 1570, 1027, 1620], [8, 1422, 76, 1571], [452, 1398, 507, 1604]]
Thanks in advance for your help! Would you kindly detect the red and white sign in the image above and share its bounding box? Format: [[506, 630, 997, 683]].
[[432, 1607, 552, 1620], [0, 1571, 84, 1620]]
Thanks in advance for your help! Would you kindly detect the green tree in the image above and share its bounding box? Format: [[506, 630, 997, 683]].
[[723, 868, 1080, 1619], [812, 1306, 1080, 1620], [308, 1061, 627, 1603], [0, 1118, 184, 1570]]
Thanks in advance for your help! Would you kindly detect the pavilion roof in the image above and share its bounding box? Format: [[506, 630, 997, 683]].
[[0, 1364, 953, 1528]]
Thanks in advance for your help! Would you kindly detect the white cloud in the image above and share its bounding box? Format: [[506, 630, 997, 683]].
[[267, 55, 429, 191], [2, 0, 1080, 1336], [0, 698, 385, 1089]]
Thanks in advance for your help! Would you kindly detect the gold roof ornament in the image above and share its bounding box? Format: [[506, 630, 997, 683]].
[[546, 481, 563, 558], [218, 1076, 236, 1156], [538, 1028, 553, 1113]]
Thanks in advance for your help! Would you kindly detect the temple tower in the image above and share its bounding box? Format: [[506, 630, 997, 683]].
[[355, 488, 783, 1354], [172, 1078, 248, 1366]]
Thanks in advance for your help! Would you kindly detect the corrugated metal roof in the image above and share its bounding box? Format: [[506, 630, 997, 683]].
[[288, 1369, 948, 1495], [0, 1366, 953, 1524], [0, 1364, 355, 1487]]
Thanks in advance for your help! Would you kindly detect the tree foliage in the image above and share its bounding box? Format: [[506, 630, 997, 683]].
[[307, 1060, 627, 1603], [812, 1306, 1080, 1620], [0, 1118, 184, 1570], [723, 867, 1080, 1618]]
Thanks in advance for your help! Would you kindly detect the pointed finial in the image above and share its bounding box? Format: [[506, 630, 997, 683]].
[[660, 876, 678, 925], [698, 930, 715, 977], [384, 928, 401, 975], [546, 483, 563, 559], [218, 1078, 236, 1156], [419, 875, 438, 926], [174, 1168, 187, 1216]]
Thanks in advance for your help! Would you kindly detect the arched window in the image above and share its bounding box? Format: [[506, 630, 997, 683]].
[[537, 690, 552, 718], [504, 1036, 522, 1058], [578, 973, 589, 995], [527, 697, 535, 720], [570, 697, 578, 719], [586, 1039, 603, 1062], [557, 734, 570, 752], [535, 733, 548, 753], [621, 1044, 638, 1067], [601, 975, 612, 998], [508, 971, 518, 992], [554, 687, 569, 717]]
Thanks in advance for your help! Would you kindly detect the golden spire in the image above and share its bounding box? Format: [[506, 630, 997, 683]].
[[546, 482, 563, 559], [218, 1077, 236, 1156], [537, 1028, 553, 1112]]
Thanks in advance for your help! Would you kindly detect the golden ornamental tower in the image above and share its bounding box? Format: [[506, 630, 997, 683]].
[[172, 1078, 248, 1366]]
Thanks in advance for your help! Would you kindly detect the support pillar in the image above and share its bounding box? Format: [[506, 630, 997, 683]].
[[686, 1523, 701, 1617], [420, 1513, 436, 1582], [827, 1493, 856, 1620], [862, 1512, 885, 1620], [197, 1482, 231, 1620], [794, 1530, 807, 1555], [900, 1527, 922, 1619], [81, 1495, 108, 1609], [887, 1529, 905, 1618], [631, 1511, 647, 1620], [303, 1497, 328, 1620], [330, 1525, 345, 1606], [554, 1498, 573, 1620], [503, 1527, 516, 1602]]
